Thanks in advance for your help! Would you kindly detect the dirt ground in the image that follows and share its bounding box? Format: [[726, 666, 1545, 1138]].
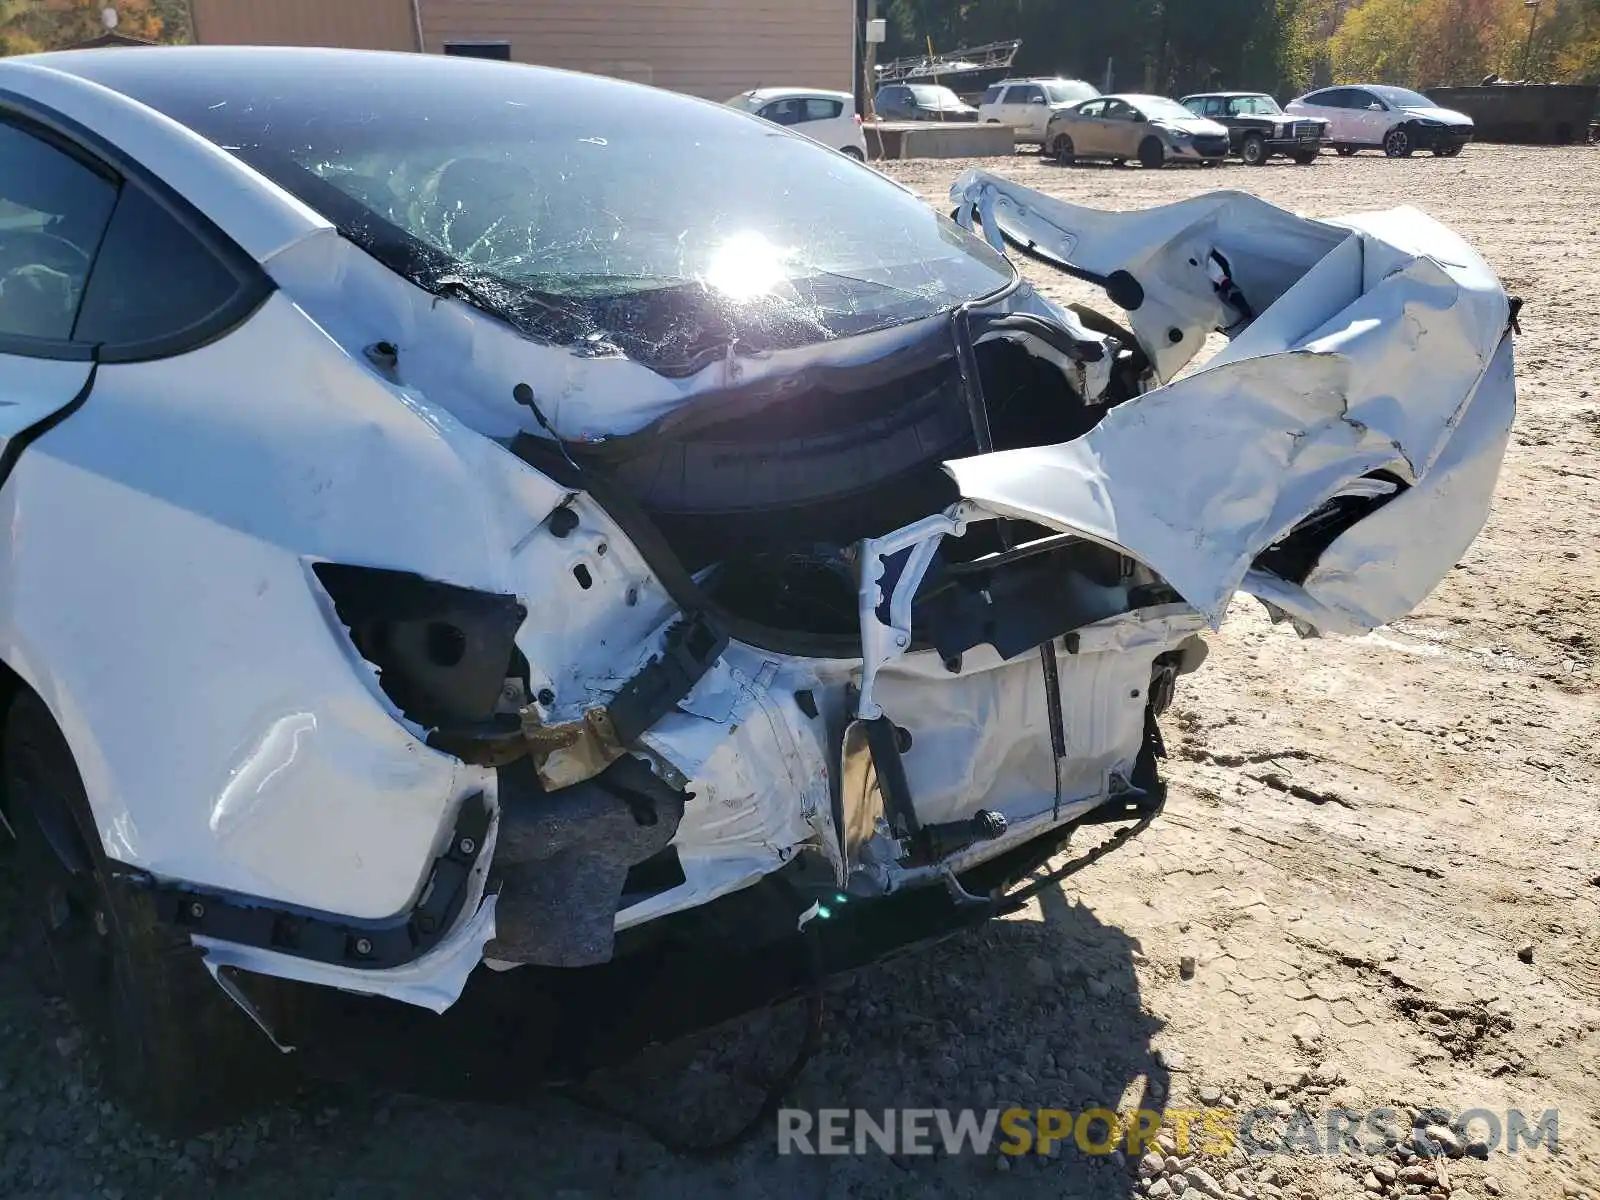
[[0, 143, 1596, 1200]]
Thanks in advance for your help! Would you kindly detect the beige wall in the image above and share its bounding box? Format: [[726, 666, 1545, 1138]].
[[191, 0, 420, 52], [191, 0, 854, 104], [420, 0, 854, 100]]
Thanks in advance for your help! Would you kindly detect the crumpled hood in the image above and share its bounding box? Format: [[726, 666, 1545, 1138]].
[[946, 171, 1516, 637]]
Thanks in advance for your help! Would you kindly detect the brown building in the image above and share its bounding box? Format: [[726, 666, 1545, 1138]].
[[188, 0, 855, 102]]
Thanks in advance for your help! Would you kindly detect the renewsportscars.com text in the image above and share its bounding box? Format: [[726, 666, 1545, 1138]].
[[776, 1106, 1560, 1158]]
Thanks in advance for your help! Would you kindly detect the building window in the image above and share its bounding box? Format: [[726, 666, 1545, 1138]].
[[443, 42, 511, 61]]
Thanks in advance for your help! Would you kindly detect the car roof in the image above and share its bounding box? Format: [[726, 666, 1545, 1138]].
[[994, 77, 1093, 86], [739, 86, 852, 102], [1105, 94, 1174, 105], [1180, 91, 1270, 100]]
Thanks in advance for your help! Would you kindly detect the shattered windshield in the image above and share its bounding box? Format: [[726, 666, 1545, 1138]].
[[63, 49, 1014, 374]]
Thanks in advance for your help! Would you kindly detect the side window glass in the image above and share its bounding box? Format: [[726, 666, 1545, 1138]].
[[983, 85, 1004, 105], [0, 121, 117, 344], [1078, 100, 1104, 118], [802, 98, 842, 122], [73, 184, 245, 352], [1020, 86, 1044, 104]]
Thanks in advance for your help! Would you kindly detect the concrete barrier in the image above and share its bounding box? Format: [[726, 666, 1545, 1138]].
[[864, 121, 1015, 160]]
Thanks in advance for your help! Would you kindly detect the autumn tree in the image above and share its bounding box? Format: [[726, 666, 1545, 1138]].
[[1, 0, 169, 53], [1329, 0, 1546, 84]]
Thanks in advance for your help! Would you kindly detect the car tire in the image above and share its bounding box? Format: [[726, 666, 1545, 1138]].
[[1051, 134, 1075, 164], [1137, 137, 1165, 169], [5, 690, 295, 1133], [1335, 145, 1356, 156], [1292, 149, 1319, 164], [841, 146, 865, 161], [1383, 126, 1414, 157], [1240, 133, 1268, 166]]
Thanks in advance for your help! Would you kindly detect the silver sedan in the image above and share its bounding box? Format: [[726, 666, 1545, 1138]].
[[1045, 94, 1231, 167]]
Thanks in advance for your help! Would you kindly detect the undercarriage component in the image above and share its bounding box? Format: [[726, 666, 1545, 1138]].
[[488, 756, 687, 968], [856, 503, 976, 721], [920, 808, 1008, 860]]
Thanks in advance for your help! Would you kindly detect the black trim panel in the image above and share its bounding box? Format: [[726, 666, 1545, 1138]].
[[0, 333, 94, 362], [145, 792, 491, 970]]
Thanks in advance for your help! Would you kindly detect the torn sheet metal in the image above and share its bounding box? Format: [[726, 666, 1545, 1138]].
[[951, 171, 1350, 383], [945, 171, 1515, 635]]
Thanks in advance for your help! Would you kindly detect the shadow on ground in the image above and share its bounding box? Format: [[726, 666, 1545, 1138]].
[[0, 836, 1163, 1199]]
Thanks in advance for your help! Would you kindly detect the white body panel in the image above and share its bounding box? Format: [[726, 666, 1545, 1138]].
[[949, 171, 1514, 634]]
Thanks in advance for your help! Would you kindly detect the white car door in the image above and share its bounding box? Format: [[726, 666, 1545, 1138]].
[[1329, 89, 1377, 143], [1068, 98, 1109, 155], [1347, 88, 1390, 144], [989, 84, 1018, 129], [0, 121, 111, 468], [1296, 90, 1351, 141], [801, 96, 854, 154], [1013, 84, 1049, 141]]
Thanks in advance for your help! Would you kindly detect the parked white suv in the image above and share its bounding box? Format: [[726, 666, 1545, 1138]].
[[978, 77, 1100, 145], [1286, 85, 1473, 157], [727, 87, 869, 159]]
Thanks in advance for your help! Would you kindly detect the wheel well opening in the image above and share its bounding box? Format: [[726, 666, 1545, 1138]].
[[0, 660, 28, 824]]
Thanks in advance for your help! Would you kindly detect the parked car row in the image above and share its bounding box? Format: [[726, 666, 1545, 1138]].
[[804, 75, 1476, 166]]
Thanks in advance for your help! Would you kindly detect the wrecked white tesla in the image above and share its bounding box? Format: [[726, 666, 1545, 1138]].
[[0, 46, 1514, 1128]]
